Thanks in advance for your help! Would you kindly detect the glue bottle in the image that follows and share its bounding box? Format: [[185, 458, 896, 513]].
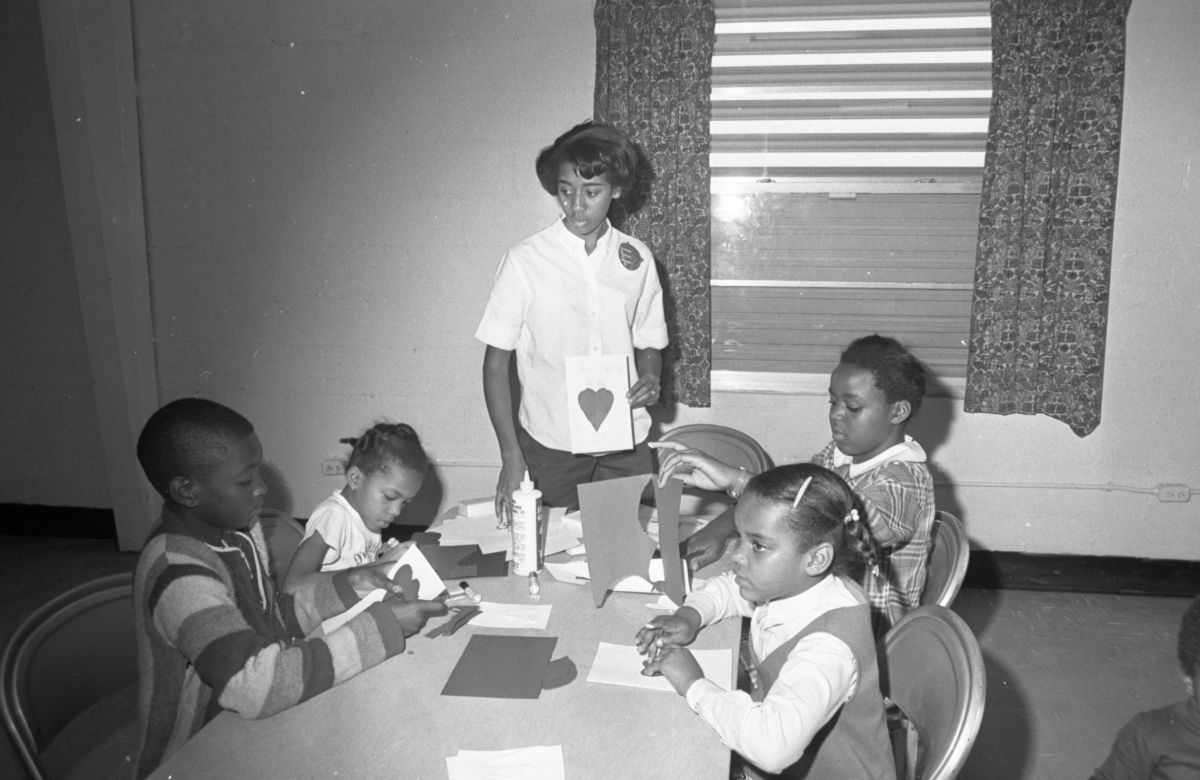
[[511, 470, 542, 576]]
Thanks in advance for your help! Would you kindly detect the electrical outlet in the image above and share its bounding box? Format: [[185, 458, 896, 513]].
[[321, 459, 345, 476], [1155, 483, 1191, 503]]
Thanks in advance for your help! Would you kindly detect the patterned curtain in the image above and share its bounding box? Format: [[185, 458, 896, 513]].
[[594, 0, 716, 407], [964, 0, 1131, 437]]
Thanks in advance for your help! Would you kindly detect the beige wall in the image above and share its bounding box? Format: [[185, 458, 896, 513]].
[[14, 0, 1200, 556], [1, 1, 110, 507]]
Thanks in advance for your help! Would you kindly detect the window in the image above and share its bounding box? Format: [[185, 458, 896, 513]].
[[710, 0, 991, 391]]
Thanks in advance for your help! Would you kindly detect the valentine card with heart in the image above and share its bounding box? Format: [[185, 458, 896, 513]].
[[564, 354, 634, 454]]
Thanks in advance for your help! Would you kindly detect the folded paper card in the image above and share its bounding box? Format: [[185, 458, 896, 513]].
[[564, 354, 633, 454], [442, 634, 559, 699], [319, 545, 445, 634]]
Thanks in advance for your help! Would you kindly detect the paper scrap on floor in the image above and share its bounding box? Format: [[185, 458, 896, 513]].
[[468, 601, 553, 630], [586, 642, 733, 693], [446, 746, 565, 780]]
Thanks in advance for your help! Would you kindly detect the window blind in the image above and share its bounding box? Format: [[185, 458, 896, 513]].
[[710, 0, 991, 383]]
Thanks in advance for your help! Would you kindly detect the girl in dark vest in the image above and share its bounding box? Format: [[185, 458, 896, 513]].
[[637, 463, 896, 779]]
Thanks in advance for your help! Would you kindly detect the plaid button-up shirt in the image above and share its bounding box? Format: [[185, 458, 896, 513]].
[[813, 437, 935, 633]]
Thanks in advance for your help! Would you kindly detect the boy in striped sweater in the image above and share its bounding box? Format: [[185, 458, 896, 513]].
[[132, 398, 444, 778]]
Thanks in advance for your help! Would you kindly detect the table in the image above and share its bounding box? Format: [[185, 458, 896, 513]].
[[148, 560, 738, 779]]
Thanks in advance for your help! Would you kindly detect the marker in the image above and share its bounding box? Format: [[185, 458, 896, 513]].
[[528, 572, 541, 596], [459, 581, 482, 603]]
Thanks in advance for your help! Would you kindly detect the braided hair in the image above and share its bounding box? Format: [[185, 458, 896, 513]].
[[339, 422, 427, 479], [744, 463, 879, 582]]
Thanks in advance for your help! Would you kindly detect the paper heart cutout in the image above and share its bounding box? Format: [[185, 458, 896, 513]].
[[390, 563, 419, 601], [578, 387, 614, 432]]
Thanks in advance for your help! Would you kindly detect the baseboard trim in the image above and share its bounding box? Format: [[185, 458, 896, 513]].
[[963, 550, 1200, 597], [1, 503, 120, 539]]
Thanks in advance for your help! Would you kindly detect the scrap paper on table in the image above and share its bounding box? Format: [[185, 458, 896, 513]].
[[436, 507, 580, 558], [446, 746, 565, 780], [468, 601, 553, 630], [586, 642, 734, 693]]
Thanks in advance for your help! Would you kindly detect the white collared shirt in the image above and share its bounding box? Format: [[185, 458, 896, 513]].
[[475, 219, 668, 452], [682, 574, 861, 774]]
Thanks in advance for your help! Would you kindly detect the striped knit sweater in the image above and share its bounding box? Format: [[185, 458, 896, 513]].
[[133, 511, 407, 778]]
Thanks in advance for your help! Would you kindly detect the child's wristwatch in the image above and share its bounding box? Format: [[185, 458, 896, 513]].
[[727, 466, 750, 499]]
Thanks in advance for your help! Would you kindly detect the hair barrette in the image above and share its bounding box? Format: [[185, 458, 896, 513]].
[[791, 476, 813, 509]]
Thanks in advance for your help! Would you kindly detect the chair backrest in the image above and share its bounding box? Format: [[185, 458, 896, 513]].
[[1, 573, 137, 779], [656, 424, 773, 515], [921, 511, 970, 608], [258, 509, 306, 590], [881, 605, 986, 780]]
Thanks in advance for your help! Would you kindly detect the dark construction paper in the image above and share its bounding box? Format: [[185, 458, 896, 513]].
[[441, 634, 558, 699]]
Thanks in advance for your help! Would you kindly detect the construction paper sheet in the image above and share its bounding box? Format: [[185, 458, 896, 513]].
[[577, 475, 688, 607], [586, 642, 733, 693], [446, 746, 565, 780], [442, 635, 558, 699], [319, 546, 444, 634], [419, 544, 508, 579], [469, 601, 553, 630], [564, 354, 633, 454]]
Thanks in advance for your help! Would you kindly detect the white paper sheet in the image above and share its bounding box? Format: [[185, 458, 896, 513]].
[[446, 746, 565, 780], [437, 508, 582, 559], [468, 601, 553, 630], [318, 545, 445, 634], [586, 642, 733, 693]]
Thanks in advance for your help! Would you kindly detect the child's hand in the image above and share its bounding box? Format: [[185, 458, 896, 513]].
[[649, 441, 740, 491], [681, 512, 735, 573], [636, 609, 701, 655], [348, 560, 407, 596], [641, 645, 704, 696], [384, 598, 447, 637], [626, 372, 661, 409]]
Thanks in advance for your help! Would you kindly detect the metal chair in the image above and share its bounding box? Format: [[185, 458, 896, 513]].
[[1, 573, 138, 780], [881, 605, 986, 780], [258, 508, 306, 591], [921, 511, 970, 608], [656, 424, 773, 516]]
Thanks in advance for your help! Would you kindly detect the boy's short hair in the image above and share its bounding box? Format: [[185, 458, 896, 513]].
[[535, 120, 639, 195], [1179, 594, 1200, 679], [136, 398, 255, 497], [840, 334, 927, 416]]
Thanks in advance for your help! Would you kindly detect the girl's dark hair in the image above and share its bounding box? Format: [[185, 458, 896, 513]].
[[745, 463, 878, 581], [1179, 594, 1200, 679], [535, 120, 639, 196], [339, 423, 427, 478], [840, 334, 927, 416]]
